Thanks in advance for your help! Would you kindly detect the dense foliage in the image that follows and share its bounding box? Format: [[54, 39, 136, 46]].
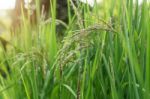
[[0, 0, 150, 99]]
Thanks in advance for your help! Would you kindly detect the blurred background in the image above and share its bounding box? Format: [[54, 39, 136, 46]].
[[0, 0, 147, 46]]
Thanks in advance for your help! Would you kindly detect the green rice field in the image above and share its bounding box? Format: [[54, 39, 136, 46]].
[[0, 0, 150, 99]]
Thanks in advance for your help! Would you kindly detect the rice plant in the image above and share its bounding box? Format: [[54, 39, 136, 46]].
[[0, 0, 150, 99]]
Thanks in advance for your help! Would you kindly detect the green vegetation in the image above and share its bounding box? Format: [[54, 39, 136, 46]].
[[0, 0, 150, 99]]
